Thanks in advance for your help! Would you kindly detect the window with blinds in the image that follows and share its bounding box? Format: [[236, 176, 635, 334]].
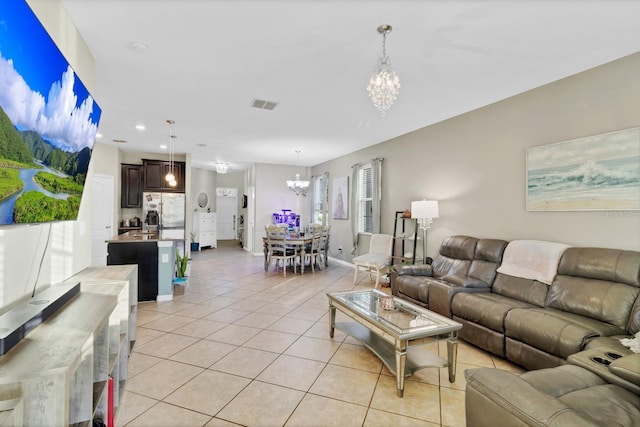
[[358, 164, 373, 233], [311, 175, 327, 224]]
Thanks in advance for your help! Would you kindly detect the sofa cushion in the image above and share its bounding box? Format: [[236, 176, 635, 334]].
[[505, 308, 626, 359], [452, 293, 538, 333], [394, 264, 433, 277], [465, 365, 640, 427], [431, 235, 477, 278], [559, 384, 640, 426], [491, 273, 549, 307], [627, 296, 640, 334], [526, 366, 640, 425], [395, 275, 429, 302], [546, 275, 640, 330], [441, 275, 489, 288], [439, 235, 477, 260], [467, 239, 509, 284], [558, 247, 640, 288]]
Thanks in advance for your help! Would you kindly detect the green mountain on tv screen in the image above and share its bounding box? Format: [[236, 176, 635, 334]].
[[0, 105, 92, 224], [0, 107, 34, 166]]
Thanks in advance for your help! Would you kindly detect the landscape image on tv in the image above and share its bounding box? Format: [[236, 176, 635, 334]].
[[0, 0, 102, 226]]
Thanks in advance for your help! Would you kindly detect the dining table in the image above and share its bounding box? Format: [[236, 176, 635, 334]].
[[263, 233, 328, 274]]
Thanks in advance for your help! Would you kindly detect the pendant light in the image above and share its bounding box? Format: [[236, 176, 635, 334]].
[[286, 150, 310, 196], [367, 25, 401, 116], [165, 119, 177, 187]]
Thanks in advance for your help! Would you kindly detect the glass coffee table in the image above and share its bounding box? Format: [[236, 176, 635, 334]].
[[327, 289, 462, 397]]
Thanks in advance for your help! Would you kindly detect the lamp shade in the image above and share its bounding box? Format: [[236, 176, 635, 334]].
[[411, 200, 439, 219]]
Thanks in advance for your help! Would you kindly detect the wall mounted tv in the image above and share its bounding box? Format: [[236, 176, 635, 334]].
[[0, 0, 102, 226]]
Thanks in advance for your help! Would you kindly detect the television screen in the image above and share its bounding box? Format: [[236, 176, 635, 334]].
[[0, 0, 102, 226]]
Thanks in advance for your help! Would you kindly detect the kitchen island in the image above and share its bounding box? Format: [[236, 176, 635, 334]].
[[106, 230, 185, 301]]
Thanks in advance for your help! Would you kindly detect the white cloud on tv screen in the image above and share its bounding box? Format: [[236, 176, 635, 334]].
[[0, 54, 98, 152]]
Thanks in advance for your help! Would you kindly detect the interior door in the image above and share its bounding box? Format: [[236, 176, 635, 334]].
[[216, 193, 237, 240], [91, 174, 114, 266]]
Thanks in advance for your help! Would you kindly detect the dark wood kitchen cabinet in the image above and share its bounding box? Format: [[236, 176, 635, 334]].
[[107, 241, 158, 301], [142, 159, 185, 192], [121, 163, 143, 207]]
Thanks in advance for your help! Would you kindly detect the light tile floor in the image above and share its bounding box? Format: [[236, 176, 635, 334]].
[[117, 241, 524, 427]]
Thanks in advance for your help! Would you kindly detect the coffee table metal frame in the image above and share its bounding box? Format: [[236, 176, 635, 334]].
[[327, 289, 462, 397]]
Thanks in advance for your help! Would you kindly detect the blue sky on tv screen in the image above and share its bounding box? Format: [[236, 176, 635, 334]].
[[0, 0, 101, 152]]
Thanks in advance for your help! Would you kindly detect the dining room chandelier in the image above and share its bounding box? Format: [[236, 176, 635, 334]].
[[366, 24, 401, 117], [286, 150, 310, 196], [165, 119, 177, 187]]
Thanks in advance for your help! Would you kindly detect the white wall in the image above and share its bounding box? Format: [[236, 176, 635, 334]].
[[314, 53, 640, 262], [191, 167, 217, 215], [0, 0, 97, 313], [252, 163, 310, 253]]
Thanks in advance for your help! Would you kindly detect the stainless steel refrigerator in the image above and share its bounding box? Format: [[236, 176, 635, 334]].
[[142, 192, 185, 230]]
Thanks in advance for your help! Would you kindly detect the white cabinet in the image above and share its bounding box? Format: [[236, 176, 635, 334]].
[[194, 212, 217, 249], [0, 265, 137, 426]]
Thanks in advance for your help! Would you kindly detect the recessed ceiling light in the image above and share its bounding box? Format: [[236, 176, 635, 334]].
[[128, 41, 149, 53], [197, 143, 206, 148], [159, 144, 168, 150], [135, 124, 146, 131], [96, 133, 103, 138]]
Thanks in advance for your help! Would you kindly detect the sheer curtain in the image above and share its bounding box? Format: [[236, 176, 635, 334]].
[[350, 163, 360, 254], [309, 172, 329, 226], [371, 157, 383, 234]]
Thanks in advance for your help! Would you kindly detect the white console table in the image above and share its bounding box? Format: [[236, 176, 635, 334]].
[[0, 265, 137, 426]]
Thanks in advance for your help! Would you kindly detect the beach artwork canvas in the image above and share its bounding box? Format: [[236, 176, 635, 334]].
[[526, 128, 640, 211]]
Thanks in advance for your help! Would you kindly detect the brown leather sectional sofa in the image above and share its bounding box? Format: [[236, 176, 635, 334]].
[[390, 235, 640, 426]]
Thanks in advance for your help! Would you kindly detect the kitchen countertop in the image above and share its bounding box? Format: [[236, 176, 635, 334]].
[[106, 230, 185, 243]]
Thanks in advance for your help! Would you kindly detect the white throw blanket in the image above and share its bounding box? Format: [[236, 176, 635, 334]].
[[620, 332, 640, 353], [496, 240, 570, 285]]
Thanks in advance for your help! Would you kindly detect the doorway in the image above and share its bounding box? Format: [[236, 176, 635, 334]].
[[216, 188, 237, 240], [91, 174, 114, 266]]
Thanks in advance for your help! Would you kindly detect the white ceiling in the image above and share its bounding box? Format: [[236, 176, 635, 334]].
[[59, 0, 640, 172]]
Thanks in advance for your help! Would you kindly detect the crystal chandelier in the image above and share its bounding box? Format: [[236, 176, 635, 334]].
[[367, 25, 401, 116], [286, 150, 310, 196], [165, 119, 177, 187]]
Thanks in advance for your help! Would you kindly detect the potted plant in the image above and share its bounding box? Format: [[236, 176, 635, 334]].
[[190, 232, 199, 252], [173, 250, 188, 295]]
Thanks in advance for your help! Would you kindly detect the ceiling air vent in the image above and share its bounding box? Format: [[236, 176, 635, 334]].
[[251, 98, 278, 110]]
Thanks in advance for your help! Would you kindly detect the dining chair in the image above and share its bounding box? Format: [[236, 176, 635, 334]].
[[265, 225, 297, 277], [304, 224, 324, 273], [352, 233, 393, 289], [320, 225, 331, 267]]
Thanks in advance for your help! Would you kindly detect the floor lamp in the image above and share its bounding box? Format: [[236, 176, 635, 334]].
[[411, 200, 439, 264]]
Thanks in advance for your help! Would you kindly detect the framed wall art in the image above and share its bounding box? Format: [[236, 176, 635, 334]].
[[526, 127, 640, 211], [332, 176, 348, 219]]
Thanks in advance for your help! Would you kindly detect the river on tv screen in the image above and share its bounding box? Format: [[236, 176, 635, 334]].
[[0, 0, 102, 225]]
